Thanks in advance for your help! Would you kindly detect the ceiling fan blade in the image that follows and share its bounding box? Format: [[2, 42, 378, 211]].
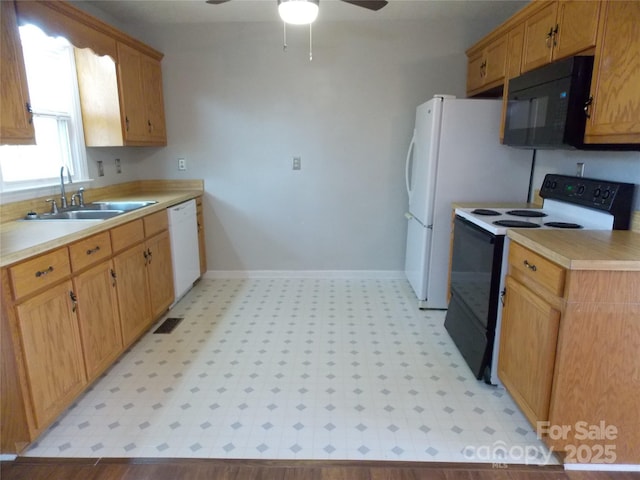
[[340, 0, 388, 11], [205, 0, 232, 4]]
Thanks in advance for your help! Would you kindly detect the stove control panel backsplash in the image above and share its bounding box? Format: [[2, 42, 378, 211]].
[[539, 174, 636, 229]]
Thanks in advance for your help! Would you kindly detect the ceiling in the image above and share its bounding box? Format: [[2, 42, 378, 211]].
[[81, 0, 528, 26]]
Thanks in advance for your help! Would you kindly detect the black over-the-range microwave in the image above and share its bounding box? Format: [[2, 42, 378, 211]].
[[503, 56, 637, 150]]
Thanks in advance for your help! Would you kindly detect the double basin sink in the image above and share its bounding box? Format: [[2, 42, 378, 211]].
[[27, 201, 157, 221]]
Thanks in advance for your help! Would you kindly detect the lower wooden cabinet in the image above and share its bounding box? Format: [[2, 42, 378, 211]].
[[14, 281, 87, 430], [1, 206, 182, 453], [73, 260, 123, 380], [113, 243, 152, 346], [196, 196, 207, 276], [498, 275, 560, 427], [146, 230, 174, 320]]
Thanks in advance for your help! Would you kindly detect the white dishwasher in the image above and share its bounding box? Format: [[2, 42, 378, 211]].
[[167, 199, 200, 304]]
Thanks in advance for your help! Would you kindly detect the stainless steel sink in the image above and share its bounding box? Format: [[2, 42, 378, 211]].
[[36, 210, 125, 220], [88, 200, 157, 211]]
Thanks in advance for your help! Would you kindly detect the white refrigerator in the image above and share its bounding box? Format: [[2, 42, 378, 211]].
[[404, 95, 532, 309]]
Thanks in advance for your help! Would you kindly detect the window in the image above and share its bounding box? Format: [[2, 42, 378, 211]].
[[0, 25, 88, 192]]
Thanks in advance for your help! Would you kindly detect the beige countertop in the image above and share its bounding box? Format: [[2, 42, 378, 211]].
[[0, 190, 202, 268], [507, 229, 640, 271]]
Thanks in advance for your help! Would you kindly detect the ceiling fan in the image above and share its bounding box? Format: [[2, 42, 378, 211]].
[[205, 0, 390, 21]]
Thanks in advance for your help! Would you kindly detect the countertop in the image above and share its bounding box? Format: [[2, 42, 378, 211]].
[[507, 229, 640, 271], [0, 190, 202, 268]]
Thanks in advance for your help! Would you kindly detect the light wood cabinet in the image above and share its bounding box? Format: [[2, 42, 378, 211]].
[[116, 42, 167, 146], [113, 243, 152, 346], [112, 211, 174, 346], [498, 275, 560, 427], [196, 196, 207, 276], [499, 239, 640, 464], [521, 0, 601, 73], [584, 0, 640, 144], [145, 230, 174, 319], [11, 0, 167, 147], [466, 34, 508, 96], [0, 1, 35, 145], [15, 281, 87, 430], [72, 260, 122, 381]]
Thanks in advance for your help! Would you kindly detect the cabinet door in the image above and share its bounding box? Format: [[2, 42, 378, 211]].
[[466, 49, 486, 95], [141, 55, 167, 144], [521, 2, 557, 73], [15, 281, 86, 429], [113, 244, 151, 346], [197, 199, 207, 276], [585, 1, 640, 144], [553, 0, 601, 60], [117, 42, 147, 143], [0, 1, 35, 145], [498, 276, 560, 427], [146, 230, 174, 320], [73, 260, 122, 381], [483, 36, 508, 85]]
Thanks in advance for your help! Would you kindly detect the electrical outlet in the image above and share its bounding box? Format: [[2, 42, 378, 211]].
[[293, 156, 301, 170], [115, 158, 122, 174], [97, 160, 104, 177], [178, 158, 187, 171]]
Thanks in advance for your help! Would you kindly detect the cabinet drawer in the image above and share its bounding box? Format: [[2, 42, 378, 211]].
[[110, 219, 144, 253], [143, 210, 168, 237], [69, 232, 112, 272], [509, 242, 565, 297], [10, 248, 71, 301]]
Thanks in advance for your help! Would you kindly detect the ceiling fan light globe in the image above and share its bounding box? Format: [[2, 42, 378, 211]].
[[278, 0, 319, 25]]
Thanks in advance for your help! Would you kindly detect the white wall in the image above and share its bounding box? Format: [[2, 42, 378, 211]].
[[126, 19, 489, 272]]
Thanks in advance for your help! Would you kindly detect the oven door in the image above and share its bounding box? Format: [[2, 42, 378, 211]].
[[444, 215, 504, 381]]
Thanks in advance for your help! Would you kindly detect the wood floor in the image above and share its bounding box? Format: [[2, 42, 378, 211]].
[[1, 458, 638, 480]]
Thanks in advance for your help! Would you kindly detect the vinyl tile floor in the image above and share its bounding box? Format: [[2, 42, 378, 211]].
[[24, 278, 556, 465]]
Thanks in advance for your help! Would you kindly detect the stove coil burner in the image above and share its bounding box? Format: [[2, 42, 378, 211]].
[[506, 209, 548, 218], [471, 209, 501, 216], [544, 222, 583, 229], [493, 220, 541, 228]]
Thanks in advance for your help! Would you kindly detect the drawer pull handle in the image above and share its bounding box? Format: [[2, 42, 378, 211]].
[[523, 260, 537, 272], [86, 246, 101, 255], [69, 291, 78, 313], [35, 266, 54, 277]]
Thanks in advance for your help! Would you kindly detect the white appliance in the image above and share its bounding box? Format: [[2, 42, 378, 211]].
[[404, 95, 532, 309], [167, 199, 200, 304]]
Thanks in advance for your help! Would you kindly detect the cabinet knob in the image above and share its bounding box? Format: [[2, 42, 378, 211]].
[[523, 259, 537, 272], [69, 290, 78, 313], [26, 102, 33, 125], [584, 96, 593, 118], [86, 245, 101, 255]]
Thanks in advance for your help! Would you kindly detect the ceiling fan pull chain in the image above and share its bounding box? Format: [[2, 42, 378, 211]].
[[283, 22, 288, 51], [309, 23, 313, 61]]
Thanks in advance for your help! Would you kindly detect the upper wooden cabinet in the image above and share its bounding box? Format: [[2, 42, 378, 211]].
[[10, 0, 167, 147], [0, 1, 35, 145], [466, 34, 508, 96], [585, 1, 640, 144], [116, 43, 167, 146], [521, 1, 601, 73]]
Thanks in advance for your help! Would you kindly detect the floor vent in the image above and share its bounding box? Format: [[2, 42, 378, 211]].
[[153, 317, 183, 334]]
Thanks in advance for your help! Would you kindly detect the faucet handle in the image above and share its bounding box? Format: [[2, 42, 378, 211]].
[[46, 198, 59, 214]]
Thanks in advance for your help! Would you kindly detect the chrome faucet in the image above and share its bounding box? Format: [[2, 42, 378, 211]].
[[71, 187, 85, 207], [60, 166, 72, 209]]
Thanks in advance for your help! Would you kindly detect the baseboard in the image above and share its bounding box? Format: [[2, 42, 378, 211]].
[[564, 464, 640, 472], [204, 270, 405, 280]]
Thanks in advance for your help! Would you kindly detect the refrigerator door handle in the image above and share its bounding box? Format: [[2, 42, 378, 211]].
[[405, 129, 416, 198]]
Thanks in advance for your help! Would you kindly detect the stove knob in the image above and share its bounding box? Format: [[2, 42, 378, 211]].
[[602, 189, 611, 200], [577, 185, 585, 195], [551, 181, 557, 189], [594, 188, 601, 198]]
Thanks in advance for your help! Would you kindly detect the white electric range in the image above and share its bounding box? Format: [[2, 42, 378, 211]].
[[444, 174, 636, 385]]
